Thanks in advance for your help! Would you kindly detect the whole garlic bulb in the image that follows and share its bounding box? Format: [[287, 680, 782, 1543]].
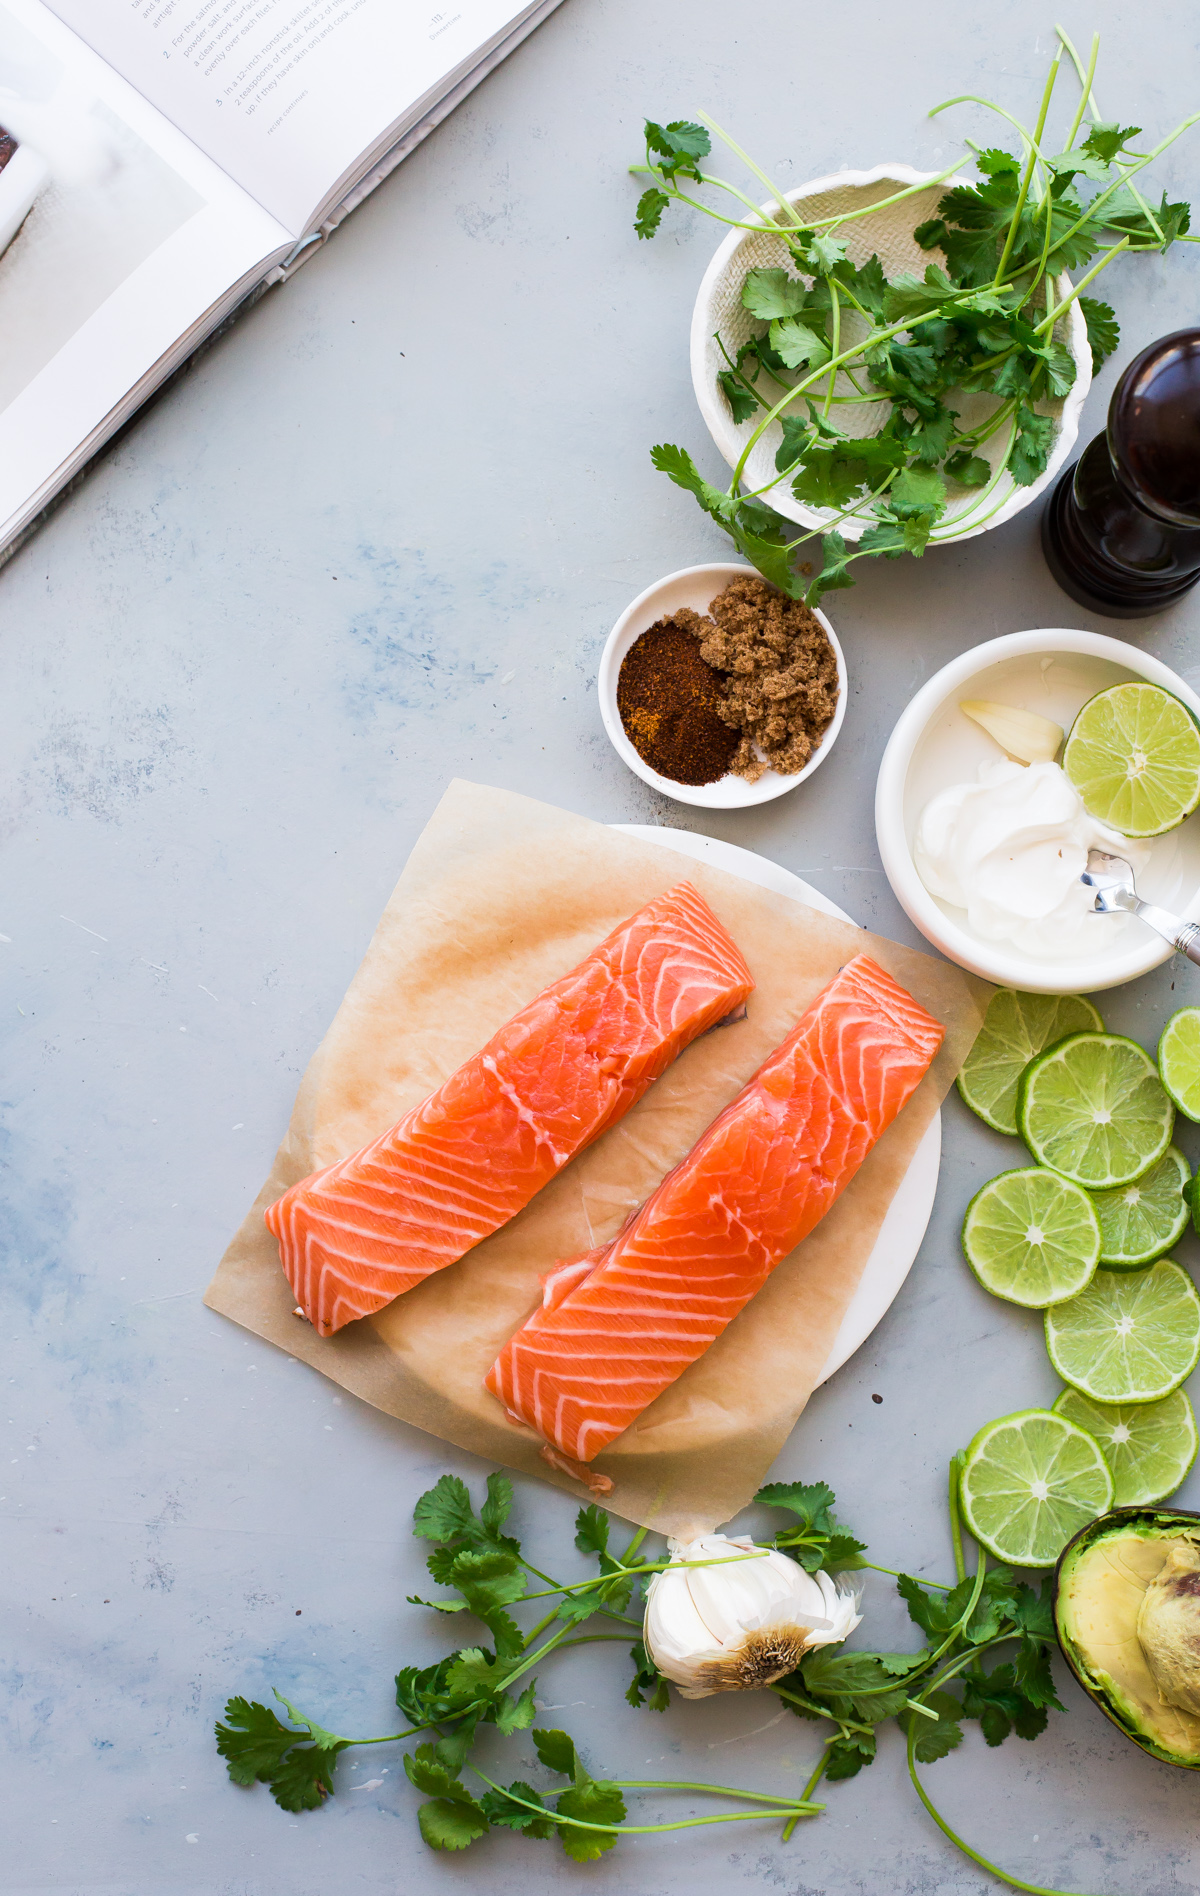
[[643, 1533, 862, 1699]]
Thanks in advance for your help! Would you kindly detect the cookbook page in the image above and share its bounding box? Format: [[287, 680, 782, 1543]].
[[42, 0, 552, 238], [0, 0, 288, 549]]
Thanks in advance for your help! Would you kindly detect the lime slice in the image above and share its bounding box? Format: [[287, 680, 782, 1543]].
[[1091, 1146, 1190, 1270], [1052, 1385, 1199, 1507], [961, 1167, 1100, 1307], [959, 1408, 1113, 1568], [1063, 681, 1200, 837], [1044, 1257, 1200, 1403], [956, 990, 1104, 1136], [1159, 1007, 1200, 1123], [1018, 1031, 1174, 1189]]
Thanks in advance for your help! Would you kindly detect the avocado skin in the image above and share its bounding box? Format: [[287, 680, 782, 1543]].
[[1055, 1506, 1200, 1769]]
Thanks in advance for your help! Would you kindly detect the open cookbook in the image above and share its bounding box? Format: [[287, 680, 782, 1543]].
[[0, 0, 563, 562]]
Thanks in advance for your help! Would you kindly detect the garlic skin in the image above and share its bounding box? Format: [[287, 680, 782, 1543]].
[[643, 1533, 862, 1699], [959, 698, 1064, 765]]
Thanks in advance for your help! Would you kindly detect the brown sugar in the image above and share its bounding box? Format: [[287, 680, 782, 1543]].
[[699, 576, 840, 784], [617, 612, 737, 786]]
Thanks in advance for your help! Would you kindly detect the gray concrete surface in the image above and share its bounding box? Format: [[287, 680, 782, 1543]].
[[4, 2, 1200, 1890]]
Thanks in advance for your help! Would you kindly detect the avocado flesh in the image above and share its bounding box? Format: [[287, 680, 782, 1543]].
[[1057, 1527, 1200, 1763]]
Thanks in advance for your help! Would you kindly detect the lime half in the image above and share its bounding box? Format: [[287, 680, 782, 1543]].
[[1018, 1031, 1174, 1189], [961, 1168, 1100, 1307], [1053, 1385, 1199, 1508], [1159, 1007, 1200, 1123], [1063, 681, 1200, 837], [959, 1408, 1113, 1568], [956, 990, 1103, 1137], [1045, 1257, 1200, 1403], [1091, 1147, 1190, 1269]]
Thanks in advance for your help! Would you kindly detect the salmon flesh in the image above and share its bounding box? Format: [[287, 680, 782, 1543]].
[[266, 882, 753, 1335], [486, 953, 943, 1463]]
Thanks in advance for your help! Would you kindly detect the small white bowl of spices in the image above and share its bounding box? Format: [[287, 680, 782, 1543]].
[[597, 562, 847, 808]]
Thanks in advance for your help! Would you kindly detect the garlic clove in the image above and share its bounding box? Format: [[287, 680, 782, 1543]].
[[959, 698, 1064, 765]]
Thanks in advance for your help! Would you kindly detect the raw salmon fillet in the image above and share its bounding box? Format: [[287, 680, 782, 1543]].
[[266, 883, 753, 1336], [486, 953, 943, 1465]]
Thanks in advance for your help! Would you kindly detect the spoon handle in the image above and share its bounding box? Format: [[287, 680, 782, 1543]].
[[1136, 901, 1200, 966]]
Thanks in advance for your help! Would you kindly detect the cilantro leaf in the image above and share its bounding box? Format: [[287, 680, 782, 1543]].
[[626, 1637, 671, 1712], [741, 267, 809, 320], [1011, 1577, 1056, 1643], [840, 253, 888, 317], [960, 1660, 1049, 1746], [481, 1780, 556, 1837], [214, 1696, 347, 1813], [945, 449, 991, 486], [1009, 403, 1055, 486], [555, 1780, 626, 1861], [1080, 296, 1119, 372], [416, 1797, 490, 1850], [404, 1743, 475, 1800], [216, 1698, 303, 1788], [574, 1504, 610, 1558], [882, 263, 960, 324], [977, 148, 1020, 176], [859, 512, 932, 559], [991, 353, 1034, 398], [900, 1688, 964, 1763], [1032, 339, 1076, 398], [825, 1729, 876, 1779], [413, 1475, 478, 1545], [481, 1472, 513, 1535], [790, 228, 849, 277], [1083, 121, 1142, 165], [756, 1479, 867, 1571], [644, 118, 710, 182], [799, 1650, 912, 1723], [769, 315, 831, 372], [493, 1683, 539, 1733], [717, 369, 759, 424], [532, 1726, 579, 1777], [1014, 1635, 1064, 1713], [805, 529, 854, 606], [443, 1645, 514, 1705], [634, 187, 670, 240], [890, 466, 947, 519], [756, 1478, 838, 1529]]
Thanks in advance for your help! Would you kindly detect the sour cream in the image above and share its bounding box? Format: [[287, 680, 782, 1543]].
[[914, 757, 1145, 960]]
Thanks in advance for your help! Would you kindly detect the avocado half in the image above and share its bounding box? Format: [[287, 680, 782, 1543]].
[[1055, 1507, 1200, 1767]]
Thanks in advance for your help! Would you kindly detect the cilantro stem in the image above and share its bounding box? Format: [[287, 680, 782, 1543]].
[[905, 1723, 1094, 1896], [1048, 112, 1200, 260], [1059, 32, 1099, 155], [697, 111, 804, 230], [857, 1560, 952, 1589], [784, 1749, 830, 1842], [1056, 25, 1165, 243], [771, 1683, 873, 1736], [466, 1762, 820, 1834], [948, 1454, 967, 1583], [616, 1779, 813, 1805], [1035, 238, 1129, 332], [823, 284, 841, 419], [928, 94, 1048, 182], [793, 163, 966, 231], [993, 49, 1062, 285]]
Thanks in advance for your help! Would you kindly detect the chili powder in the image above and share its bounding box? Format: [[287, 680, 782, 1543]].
[[617, 612, 736, 786]]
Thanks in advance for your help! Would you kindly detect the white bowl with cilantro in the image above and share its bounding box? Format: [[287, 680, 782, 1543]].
[[875, 628, 1200, 994], [689, 165, 1090, 548]]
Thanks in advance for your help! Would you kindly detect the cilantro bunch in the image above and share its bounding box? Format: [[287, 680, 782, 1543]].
[[217, 1458, 1083, 1895], [633, 29, 1198, 607]]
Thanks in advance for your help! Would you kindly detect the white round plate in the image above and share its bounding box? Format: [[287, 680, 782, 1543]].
[[614, 823, 941, 1385]]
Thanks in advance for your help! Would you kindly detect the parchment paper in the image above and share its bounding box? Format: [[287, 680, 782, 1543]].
[[206, 781, 990, 1536]]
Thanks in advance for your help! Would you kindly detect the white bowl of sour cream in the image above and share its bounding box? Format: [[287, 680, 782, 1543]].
[[875, 629, 1200, 994]]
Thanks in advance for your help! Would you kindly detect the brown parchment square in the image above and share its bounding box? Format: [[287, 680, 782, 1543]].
[[205, 780, 989, 1537]]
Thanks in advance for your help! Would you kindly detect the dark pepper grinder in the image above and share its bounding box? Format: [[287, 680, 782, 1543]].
[[1041, 328, 1200, 617]]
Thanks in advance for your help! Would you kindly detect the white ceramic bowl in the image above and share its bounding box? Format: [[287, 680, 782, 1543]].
[[597, 562, 847, 808], [875, 628, 1200, 994], [691, 166, 1090, 542]]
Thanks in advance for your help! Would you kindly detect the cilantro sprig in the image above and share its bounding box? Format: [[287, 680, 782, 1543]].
[[633, 29, 1198, 605], [217, 1471, 822, 1857], [217, 1457, 1081, 1893]]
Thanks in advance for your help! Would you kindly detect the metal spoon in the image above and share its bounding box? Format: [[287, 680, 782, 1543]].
[[1081, 849, 1200, 966]]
